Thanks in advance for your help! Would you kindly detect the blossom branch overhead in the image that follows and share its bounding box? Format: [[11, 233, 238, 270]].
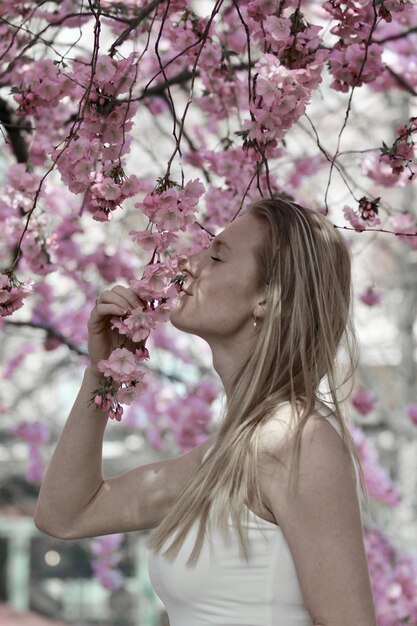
[[0, 3, 416, 411], [1, 0, 417, 416]]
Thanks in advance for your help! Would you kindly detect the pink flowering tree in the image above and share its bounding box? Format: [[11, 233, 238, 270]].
[[1, 0, 417, 621]]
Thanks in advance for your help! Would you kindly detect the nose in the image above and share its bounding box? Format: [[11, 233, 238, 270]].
[[178, 250, 203, 277]]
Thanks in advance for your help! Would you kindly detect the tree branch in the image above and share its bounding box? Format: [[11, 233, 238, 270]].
[[3, 319, 191, 383], [385, 65, 417, 96], [108, 0, 165, 57], [0, 97, 29, 163], [4, 320, 86, 355], [373, 26, 417, 45]]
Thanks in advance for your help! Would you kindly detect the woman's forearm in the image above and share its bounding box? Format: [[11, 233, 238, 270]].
[[34, 366, 109, 537]]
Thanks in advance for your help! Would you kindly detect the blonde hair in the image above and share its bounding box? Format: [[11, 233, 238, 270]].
[[146, 197, 368, 566]]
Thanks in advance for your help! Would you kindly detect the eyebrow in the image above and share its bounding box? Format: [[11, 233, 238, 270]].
[[212, 238, 232, 252]]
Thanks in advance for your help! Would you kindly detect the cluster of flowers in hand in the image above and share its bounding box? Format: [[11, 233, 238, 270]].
[[90, 177, 206, 421]]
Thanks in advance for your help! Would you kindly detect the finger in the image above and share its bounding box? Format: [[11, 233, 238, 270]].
[[92, 303, 130, 318], [110, 286, 145, 310], [96, 291, 137, 312]]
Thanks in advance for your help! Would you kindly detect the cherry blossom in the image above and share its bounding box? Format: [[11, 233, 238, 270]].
[[0, 273, 34, 317], [12, 421, 50, 483], [90, 534, 124, 590], [404, 403, 417, 426], [97, 348, 144, 384], [351, 388, 377, 416], [359, 286, 384, 307], [351, 425, 401, 506]]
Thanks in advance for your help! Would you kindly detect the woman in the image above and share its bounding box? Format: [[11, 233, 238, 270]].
[[35, 198, 378, 626]]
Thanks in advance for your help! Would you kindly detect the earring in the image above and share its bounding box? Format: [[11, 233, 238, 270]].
[[253, 317, 257, 328]]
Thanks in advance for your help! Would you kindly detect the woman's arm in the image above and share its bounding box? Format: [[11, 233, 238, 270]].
[[259, 415, 377, 626], [34, 365, 111, 537], [34, 285, 216, 539], [34, 365, 213, 538]]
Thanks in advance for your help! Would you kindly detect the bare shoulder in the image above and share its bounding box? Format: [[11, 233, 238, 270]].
[[257, 405, 348, 460], [256, 406, 356, 523]]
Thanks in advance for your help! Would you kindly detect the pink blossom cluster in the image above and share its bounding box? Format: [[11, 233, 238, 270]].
[[258, 12, 325, 71], [2, 343, 35, 378], [351, 425, 401, 506], [166, 378, 220, 451], [388, 213, 417, 251], [0, 272, 33, 317], [91, 172, 205, 421], [322, 0, 390, 91], [91, 177, 206, 417], [359, 286, 384, 307], [245, 50, 327, 146], [163, 10, 209, 66], [284, 155, 324, 192], [12, 421, 50, 482], [134, 179, 205, 233], [1, 165, 58, 277], [0, 164, 42, 216], [351, 388, 377, 415], [360, 152, 411, 187], [364, 528, 417, 626], [373, 6, 417, 94], [95, 347, 148, 421], [90, 534, 124, 590], [13, 59, 73, 116], [404, 403, 417, 426], [380, 117, 417, 182], [343, 202, 382, 232], [329, 43, 385, 93], [49, 54, 140, 221], [196, 48, 248, 122]]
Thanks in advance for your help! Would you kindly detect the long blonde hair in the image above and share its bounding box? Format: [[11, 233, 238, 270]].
[[146, 197, 368, 566]]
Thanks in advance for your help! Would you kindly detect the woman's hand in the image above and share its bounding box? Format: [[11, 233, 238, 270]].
[[87, 285, 146, 373]]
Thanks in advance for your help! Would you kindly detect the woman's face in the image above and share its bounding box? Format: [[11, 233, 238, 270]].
[[170, 212, 267, 343]]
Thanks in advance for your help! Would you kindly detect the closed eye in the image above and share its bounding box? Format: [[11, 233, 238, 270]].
[[210, 256, 221, 262]]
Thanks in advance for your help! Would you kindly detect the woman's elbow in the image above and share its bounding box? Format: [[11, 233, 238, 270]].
[[33, 513, 73, 540]]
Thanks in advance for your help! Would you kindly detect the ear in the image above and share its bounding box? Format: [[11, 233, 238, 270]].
[[253, 295, 267, 321]]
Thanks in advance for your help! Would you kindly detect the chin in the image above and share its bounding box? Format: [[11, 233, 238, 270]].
[[169, 313, 202, 338], [169, 310, 191, 331]]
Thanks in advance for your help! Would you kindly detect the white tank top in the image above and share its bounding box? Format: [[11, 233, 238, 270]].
[[147, 415, 363, 626]]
